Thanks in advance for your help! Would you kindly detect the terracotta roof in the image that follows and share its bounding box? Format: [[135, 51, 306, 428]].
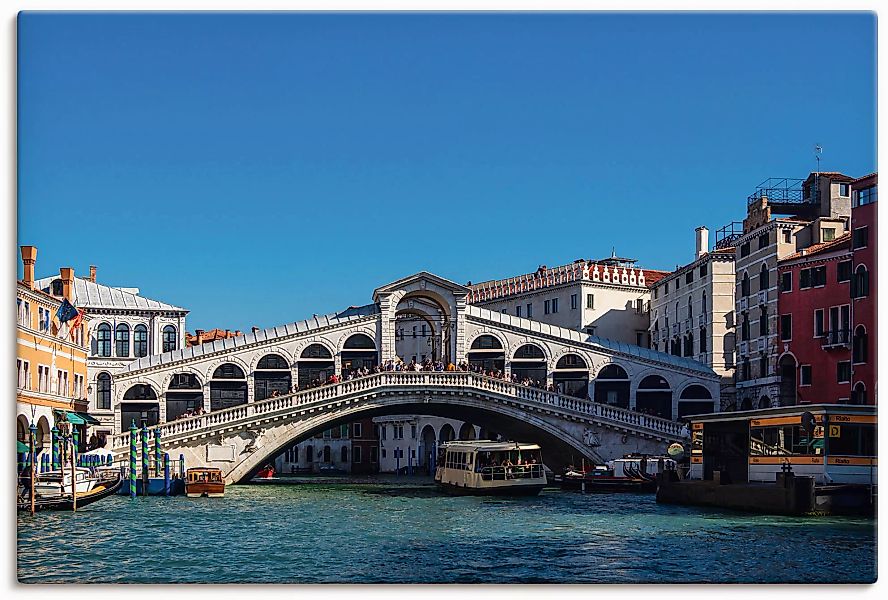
[[779, 232, 851, 262], [804, 171, 856, 183], [852, 172, 877, 184], [185, 328, 244, 347]]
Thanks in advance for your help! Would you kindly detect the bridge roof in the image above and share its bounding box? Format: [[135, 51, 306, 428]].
[[373, 271, 469, 301], [121, 303, 379, 373], [466, 305, 717, 376]]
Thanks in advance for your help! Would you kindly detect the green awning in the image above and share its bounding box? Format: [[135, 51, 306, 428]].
[[54, 411, 102, 426], [17, 440, 29, 453]]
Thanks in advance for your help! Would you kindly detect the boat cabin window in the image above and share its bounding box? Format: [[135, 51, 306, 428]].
[[445, 451, 471, 471], [749, 424, 824, 456], [474, 449, 541, 471], [826, 423, 876, 457]]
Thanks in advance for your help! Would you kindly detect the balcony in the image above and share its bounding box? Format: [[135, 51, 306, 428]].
[[757, 290, 768, 305], [821, 329, 851, 350]]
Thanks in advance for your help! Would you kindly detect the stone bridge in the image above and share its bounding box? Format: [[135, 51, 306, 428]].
[[110, 371, 688, 483]]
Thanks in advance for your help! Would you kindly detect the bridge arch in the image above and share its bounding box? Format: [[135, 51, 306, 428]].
[[166, 372, 204, 421], [223, 393, 603, 483], [635, 375, 672, 419], [248, 346, 294, 373], [121, 382, 160, 431], [458, 422, 477, 440], [593, 363, 630, 408], [253, 353, 292, 401], [553, 353, 589, 398], [204, 356, 251, 389], [341, 333, 379, 373], [676, 384, 715, 419], [466, 333, 506, 372], [297, 342, 336, 388], [418, 424, 437, 469]]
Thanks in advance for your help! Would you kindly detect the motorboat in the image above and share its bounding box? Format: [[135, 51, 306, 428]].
[[185, 467, 225, 498], [256, 465, 275, 479], [559, 455, 677, 493], [32, 467, 97, 498], [18, 472, 123, 512], [435, 441, 546, 496]]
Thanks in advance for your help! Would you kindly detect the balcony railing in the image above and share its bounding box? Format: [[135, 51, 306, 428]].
[[821, 329, 851, 349]]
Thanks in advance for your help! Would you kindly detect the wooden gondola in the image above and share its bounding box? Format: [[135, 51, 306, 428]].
[[17, 473, 123, 512]]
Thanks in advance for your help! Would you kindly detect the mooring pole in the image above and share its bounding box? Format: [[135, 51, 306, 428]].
[[163, 452, 171, 496], [129, 420, 137, 499], [29, 422, 37, 516], [51, 425, 59, 471], [70, 433, 78, 512], [141, 424, 149, 497], [154, 429, 162, 477]]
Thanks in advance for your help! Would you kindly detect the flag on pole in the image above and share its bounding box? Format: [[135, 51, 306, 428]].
[[69, 309, 86, 341], [56, 298, 79, 324]]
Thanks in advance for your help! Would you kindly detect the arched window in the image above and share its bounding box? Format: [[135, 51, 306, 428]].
[[687, 296, 693, 320], [323, 446, 331, 463], [343, 334, 375, 349], [513, 344, 544, 359], [305, 445, 314, 463], [852, 382, 867, 405], [115, 323, 130, 357], [257, 354, 289, 370], [470, 335, 502, 350], [96, 372, 111, 410], [741, 272, 750, 297], [852, 265, 869, 298], [699, 327, 707, 352], [758, 395, 771, 409], [684, 332, 694, 356], [96, 323, 112, 357], [162, 325, 177, 353], [853, 325, 868, 364], [701, 292, 707, 316], [759, 306, 769, 336], [212, 364, 245, 379], [133, 325, 148, 357], [596, 364, 628, 380], [301, 344, 332, 359], [555, 354, 587, 369], [759, 262, 769, 292]]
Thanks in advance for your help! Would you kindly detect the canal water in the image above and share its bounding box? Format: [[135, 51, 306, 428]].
[[17, 478, 876, 584]]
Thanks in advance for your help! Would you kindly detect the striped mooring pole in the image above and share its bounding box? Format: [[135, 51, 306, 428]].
[[129, 420, 137, 498], [51, 426, 60, 470], [154, 429, 162, 475], [141, 424, 149, 496]]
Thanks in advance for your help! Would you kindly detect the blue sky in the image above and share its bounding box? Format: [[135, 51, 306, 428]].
[[18, 12, 876, 332]]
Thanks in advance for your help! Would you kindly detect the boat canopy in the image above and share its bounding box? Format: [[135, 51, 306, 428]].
[[441, 441, 541, 452]]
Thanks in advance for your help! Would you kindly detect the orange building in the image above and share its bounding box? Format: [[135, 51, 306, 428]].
[[16, 246, 96, 455]]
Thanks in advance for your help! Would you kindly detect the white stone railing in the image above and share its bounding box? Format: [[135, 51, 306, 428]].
[[110, 372, 686, 451]]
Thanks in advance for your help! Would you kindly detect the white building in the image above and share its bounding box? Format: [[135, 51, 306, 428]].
[[34, 266, 189, 437], [467, 255, 667, 346], [374, 416, 481, 473], [648, 227, 737, 410], [732, 173, 852, 410]]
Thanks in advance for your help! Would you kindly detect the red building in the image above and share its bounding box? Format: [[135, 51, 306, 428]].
[[851, 173, 877, 405], [349, 417, 380, 475], [776, 234, 853, 405]]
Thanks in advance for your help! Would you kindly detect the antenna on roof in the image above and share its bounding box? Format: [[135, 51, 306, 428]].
[[814, 144, 822, 175], [611, 247, 617, 259]]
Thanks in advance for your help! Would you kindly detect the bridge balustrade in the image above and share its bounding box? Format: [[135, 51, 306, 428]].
[[110, 371, 687, 451]]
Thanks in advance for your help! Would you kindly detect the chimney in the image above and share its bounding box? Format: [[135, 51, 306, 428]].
[[59, 267, 75, 301], [695, 226, 709, 260], [251, 326, 260, 334], [89, 265, 97, 283], [235, 330, 242, 336], [20, 246, 37, 290]]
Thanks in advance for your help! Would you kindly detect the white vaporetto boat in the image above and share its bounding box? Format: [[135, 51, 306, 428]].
[[435, 441, 546, 496]]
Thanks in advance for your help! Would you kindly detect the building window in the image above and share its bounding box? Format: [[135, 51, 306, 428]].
[[782, 229, 792, 244], [759, 263, 769, 292], [526, 303, 533, 318], [759, 355, 768, 378], [822, 227, 835, 242], [353, 446, 362, 464], [586, 294, 594, 309], [699, 263, 708, 277], [813, 266, 826, 287], [759, 306, 769, 336], [664, 282, 669, 295], [742, 359, 751, 381], [699, 328, 707, 352], [799, 269, 811, 289], [685, 271, 693, 285], [96, 323, 112, 357], [687, 296, 693, 319], [352, 422, 362, 438], [800, 365, 812, 386], [380, 425, 386, 440], [814, 309, 825, 337], [781, 272, 792, 293], [758, 233, 768, 250], [17, 359, 30, 389], [741, 313, 749, 341], [552, 298, 559, 313], [635, 332, 644, 346], [411, 425, 417, 439], [134, 325, 148, 357], [837, 361, 851, 384], [852, 227, 868, 249], [56, 369, 69, 397], [501, 309, 507, 314], [570, 294, 578, 310], [370, 447, 378, 464], [853, 326, 868, 364], [741, 272, 750, 296], [780, 315, 792, 341], [855, 185, 877, 207], [852, 265, 869, 298], [839, 183, 850, 197], [96, 372, 111, 410], [115, 323, 130, 357], [162, 325, 178, 352], [544, 300, 550, 315], [740, 242, 750, 258], [515, 305, 521, 317], [837, 260, 852, 283]]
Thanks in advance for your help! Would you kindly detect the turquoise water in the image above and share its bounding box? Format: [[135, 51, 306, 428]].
[[17, 478, 876, 584]]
